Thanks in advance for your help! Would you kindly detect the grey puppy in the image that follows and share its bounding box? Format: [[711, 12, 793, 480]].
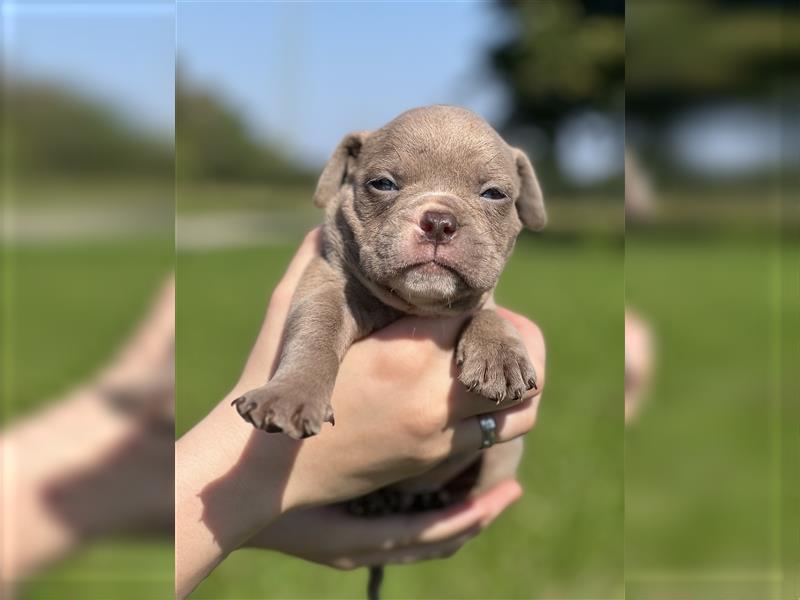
[[233, 105, 545, 439]]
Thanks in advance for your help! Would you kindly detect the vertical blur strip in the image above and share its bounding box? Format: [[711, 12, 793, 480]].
[[625, 1, 798, 599], [1, 1, 175, 599]]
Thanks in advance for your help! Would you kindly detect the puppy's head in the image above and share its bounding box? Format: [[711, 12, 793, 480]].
[[315, 106, 546, 311]]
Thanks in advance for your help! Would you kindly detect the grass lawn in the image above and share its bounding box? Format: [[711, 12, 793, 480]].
[[4, 241, 174, 599], [177, 232, 625, 599], [625, 232, 798, 600]]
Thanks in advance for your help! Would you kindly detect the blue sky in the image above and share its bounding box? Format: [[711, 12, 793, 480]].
[[3, 2, 789, 180], [2, 1, 175, 134], [3, 1, 511, 167], [2, 1, 631, 180], [177, 1, 511, 167]]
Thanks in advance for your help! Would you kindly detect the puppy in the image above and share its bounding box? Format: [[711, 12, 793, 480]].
[[233, 105, 545, 440]]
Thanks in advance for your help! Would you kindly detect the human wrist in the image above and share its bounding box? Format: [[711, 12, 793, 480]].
[[175, 410, 287, 599], [176, 397, 301, 553]]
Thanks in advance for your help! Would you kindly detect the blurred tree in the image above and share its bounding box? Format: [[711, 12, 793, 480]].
[[176, 76, 311, 184], [490, 0, 798, 127], [491, 0, 624, 137], [626, 0, 800, 122], [0, 76, 311, 184], [2, 81, 171, 179]]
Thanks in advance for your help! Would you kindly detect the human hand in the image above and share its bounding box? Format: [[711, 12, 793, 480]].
[[247, 479, 522, 569], [176, 229, 545, 597], [0, 276, 174, 587], [229, 229, 545, 510], [625, 308, 654, 423]]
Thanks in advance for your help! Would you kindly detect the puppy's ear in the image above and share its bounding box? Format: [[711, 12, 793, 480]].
[[512, 148, 547, 230], [313, 131, 369, 208]]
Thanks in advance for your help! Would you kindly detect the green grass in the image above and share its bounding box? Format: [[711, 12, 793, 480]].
[[177, 232, 625, 599], [4, 241, 173, 599], [19, 542, 174, 600], [3, 242, 172, 422], [625, 233, 798, 600]]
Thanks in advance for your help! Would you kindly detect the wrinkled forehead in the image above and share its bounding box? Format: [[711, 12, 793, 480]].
[[361, 114, 515, 184]]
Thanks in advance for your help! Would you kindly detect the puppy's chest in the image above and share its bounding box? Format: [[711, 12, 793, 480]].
[[344, 456, 484, 517]]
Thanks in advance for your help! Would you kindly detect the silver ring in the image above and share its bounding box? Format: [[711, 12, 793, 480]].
[[477, 414, 498, 449]]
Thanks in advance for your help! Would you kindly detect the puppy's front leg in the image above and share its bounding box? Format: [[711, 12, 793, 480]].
[[233, 258, 363, 439], [456, 309, 537, 403]]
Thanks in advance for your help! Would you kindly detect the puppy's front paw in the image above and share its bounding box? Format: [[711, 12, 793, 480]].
[[456, 335, 537, 404], [232, 381, 334, 439]]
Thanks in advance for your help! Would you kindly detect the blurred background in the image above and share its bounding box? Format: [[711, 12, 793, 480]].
[[625, 1, 798, 599], [1, 0, 174, 598], [3, 0, 795, 598], [177, 1, 624, 598]]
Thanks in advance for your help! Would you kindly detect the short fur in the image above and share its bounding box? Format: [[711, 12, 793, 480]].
[[233, 106, 545, 439]]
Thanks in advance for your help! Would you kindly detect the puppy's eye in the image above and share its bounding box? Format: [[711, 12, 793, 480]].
[[369, 178, 399, 192], [480, 188, 507, 200]]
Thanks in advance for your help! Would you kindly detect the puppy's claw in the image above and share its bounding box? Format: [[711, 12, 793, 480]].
[[457, 336, 537, 404], [299, 420, 315, 439], [233, 384, 329, 439]]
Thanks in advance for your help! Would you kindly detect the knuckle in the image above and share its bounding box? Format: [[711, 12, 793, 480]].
[[404, 405, 448, 448], [401, 426, 448, 467]]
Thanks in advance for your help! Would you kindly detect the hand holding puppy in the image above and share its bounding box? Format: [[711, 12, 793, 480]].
[[175, 229, 545, 598]]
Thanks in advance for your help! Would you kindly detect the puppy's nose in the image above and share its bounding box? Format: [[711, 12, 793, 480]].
[[419, 211, 458, 244]]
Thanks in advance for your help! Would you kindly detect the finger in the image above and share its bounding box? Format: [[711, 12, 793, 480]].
[[357, 528, 480, 567], [345, 480, 521, 566], [344, 479, 522, 553], [408, 478, 522, 545], [471, 478, 524, 527], [451, 394, 542, 453], [449, 381, 539, 422]]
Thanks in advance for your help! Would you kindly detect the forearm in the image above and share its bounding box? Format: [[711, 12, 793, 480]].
[[0, 387, 138, 582], [175, 397, 295, 599]]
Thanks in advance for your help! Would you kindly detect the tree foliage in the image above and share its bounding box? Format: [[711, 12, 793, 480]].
[[176, 78, 310, 183], [3, 81, 171, 178], [491, 0, 624, 134]]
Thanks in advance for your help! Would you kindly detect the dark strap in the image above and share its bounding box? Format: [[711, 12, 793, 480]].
[[367, 565, 384, 600]]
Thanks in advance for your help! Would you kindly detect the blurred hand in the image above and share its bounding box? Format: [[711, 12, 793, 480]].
[[625, 308, 654, 423], [0, 277, 174, 588], [248, 479, 522, 569], [176, 229, 546, 597]]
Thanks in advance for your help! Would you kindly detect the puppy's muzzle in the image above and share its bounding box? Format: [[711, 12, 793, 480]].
[[419, 210, 458, 244]]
